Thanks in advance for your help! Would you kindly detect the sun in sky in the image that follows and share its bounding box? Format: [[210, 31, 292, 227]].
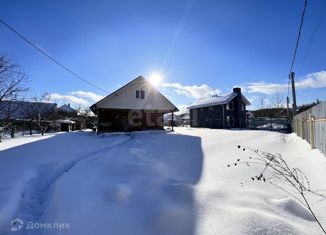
[[148, 72, 164, 87]]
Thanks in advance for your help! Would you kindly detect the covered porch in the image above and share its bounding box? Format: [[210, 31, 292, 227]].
[[97, 108, 170, 132]]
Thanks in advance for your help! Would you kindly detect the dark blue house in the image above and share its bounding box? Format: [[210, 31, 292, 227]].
[[188, 88, 250, 129]]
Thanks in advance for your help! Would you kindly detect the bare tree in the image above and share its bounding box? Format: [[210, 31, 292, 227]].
[[259, 95, 266, 109], [22, 93, 57, 135], [0, 55, 28, 140], [273, 89, 283, 109], [0, 55, 28, 103], [73, 104, 93, 130], [74, 104, 92, 117], [273, 89, 284, 118], [82, 107, 92, 117], [73, 104, 84, 116]]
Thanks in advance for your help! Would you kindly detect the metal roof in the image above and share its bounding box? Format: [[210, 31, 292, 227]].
[[188, 92, 251, 109]]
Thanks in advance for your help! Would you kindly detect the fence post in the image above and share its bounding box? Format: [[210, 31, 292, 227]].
[[300, 118, 303, 138], [302, 118, 305, 139], [30, 120, 32, 135], [309, 114, 315, 149], [300, 119, 303, 138], [10, 121, 14, 138], [293, 119, 296, 133]]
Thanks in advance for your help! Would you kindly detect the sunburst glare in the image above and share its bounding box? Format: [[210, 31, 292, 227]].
[[148, 72, 163, 87]]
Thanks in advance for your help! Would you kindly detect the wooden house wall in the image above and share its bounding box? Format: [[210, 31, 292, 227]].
[[190, 97, 247, 129], [98, 109, 164, 132]]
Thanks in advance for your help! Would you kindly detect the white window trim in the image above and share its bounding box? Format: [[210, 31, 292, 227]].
[[136, 89, 145, 100]]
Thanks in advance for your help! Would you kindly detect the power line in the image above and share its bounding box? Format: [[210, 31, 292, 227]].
[[289, 0, 308, 74], [0, 18, 108, 94], [287, 0, 308, 103], [287, 0, 308, 118], [297, 0, 325, 77], [287, 76, 290, 98]]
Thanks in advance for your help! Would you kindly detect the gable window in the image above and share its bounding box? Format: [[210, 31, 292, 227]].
[[241, 103, 245, 111], [136, 90, 145, 99]]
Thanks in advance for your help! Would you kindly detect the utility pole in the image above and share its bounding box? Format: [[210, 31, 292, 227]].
[[290, 72, 297, 117], [286, 96, 290, 120]]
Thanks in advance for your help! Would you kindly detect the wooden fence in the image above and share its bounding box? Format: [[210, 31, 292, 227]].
[[293, 101, 326, 155]]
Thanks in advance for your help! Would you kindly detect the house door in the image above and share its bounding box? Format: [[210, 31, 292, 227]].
[[121, 115, 129, 131]]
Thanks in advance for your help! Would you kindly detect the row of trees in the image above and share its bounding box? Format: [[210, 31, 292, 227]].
[[257, 89, 284, 110], [0, 55, 93, 139]]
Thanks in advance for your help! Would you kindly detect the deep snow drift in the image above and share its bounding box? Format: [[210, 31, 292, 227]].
[[0, 128, 325, 235]]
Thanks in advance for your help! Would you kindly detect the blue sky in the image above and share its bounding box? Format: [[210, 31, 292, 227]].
[[1, 0, 326, 111]]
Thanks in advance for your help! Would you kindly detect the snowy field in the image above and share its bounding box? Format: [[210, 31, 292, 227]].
[[0, 128, 326, 235]]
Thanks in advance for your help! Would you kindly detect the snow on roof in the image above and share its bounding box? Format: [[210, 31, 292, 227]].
[[164, 113, 179, 121], [56, 119, 76, 124], [187, 92, 250, 109], [179, 113, 190, 120], [187, 93, 235, 109], [0, 100, 57, 120], [58, 104, 76, 113]]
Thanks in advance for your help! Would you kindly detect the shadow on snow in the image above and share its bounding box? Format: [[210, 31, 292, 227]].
[[0, 131, 203, 235]]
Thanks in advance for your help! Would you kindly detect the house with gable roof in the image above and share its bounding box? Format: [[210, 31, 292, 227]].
[[90, 76, 179, 132], [187, 88, 250, 129]]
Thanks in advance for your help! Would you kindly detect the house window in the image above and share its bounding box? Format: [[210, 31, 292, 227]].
[[227, 102, 233, 111], [241, 104, 245, 111], [230, 116, 234, 126], [136, 90, 145, 99], [227, 116, 235, 127]]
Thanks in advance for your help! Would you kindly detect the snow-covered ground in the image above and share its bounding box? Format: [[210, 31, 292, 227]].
[[0, 133, 57, 151], [0, 128, 325, 235], [256, 123, 288, 130]]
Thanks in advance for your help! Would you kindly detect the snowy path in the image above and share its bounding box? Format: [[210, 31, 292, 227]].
[[37, 131, 203, 235], [14, 134, 133, 224], [0, 131, 131, 234], [0, 128, 326, 235]]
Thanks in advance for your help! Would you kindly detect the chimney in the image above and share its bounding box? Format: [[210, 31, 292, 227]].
[[233, 87, 242, 128], [233, 87, 241, 94], [68, 103, 70, 107]]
